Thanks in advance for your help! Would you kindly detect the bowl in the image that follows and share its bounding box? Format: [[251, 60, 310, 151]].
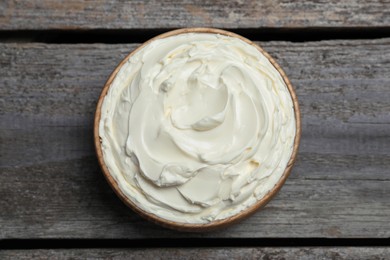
[[94, 28, 301, 231]]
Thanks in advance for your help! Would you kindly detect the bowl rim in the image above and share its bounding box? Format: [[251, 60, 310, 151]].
[[94, 27, 301, 232]]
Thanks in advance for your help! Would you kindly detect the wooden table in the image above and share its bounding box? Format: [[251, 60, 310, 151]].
[[1, 1, 389, 258]]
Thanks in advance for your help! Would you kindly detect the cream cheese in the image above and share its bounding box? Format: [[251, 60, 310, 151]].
[[99, 33, 296, 223]]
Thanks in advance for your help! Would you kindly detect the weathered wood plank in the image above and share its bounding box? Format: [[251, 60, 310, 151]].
[[0, 39, 389, 238], [1, 248, 390, 259], [0, 1, 389, 30]]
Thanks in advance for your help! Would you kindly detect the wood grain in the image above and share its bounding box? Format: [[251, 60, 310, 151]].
[[1, 248, 390, 259], [0, 1, 389, 30], [0, 39, 389, 238]]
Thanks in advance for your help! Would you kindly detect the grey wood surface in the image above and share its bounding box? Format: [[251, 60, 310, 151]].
[[0, 1, 389, 30], [1, 39, 389, 239], [1, 248, 390, 260]]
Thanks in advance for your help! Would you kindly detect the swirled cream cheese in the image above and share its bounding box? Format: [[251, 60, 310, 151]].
[[99, 33, 296, 223]]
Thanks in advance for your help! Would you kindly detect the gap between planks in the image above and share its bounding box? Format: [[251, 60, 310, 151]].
[[0, 27, 390, 44], [1, 238, 390, 249]]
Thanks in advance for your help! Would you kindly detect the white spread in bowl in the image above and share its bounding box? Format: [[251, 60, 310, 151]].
[[99, 32, 296, 224]]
